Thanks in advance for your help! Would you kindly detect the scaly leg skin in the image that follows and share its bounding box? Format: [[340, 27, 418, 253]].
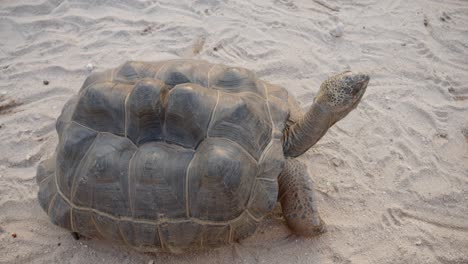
[[278, 158, 326, 236]]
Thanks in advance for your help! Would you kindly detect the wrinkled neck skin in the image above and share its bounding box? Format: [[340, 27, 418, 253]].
[[283, 101, 343, 157]]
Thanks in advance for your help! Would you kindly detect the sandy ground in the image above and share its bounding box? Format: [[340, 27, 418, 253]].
[[1, 0, 467, 263]]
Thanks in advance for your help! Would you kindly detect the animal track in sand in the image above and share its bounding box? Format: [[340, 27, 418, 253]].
[[0, 95, 22, 115], [268, 21, 286, 29], [382, 206, 468, 235], [424, 72, 468, 102], [461, 127, 468, 142], [382, 0, 402, 12], [452, 95, 468, 101], [399, 208, 468, 232], [3, 149, 44, 169], [447, 84, 468, 101], [411, 41, 439, 62], [274, 0, 298, 10], [381, 208, 403, 228]]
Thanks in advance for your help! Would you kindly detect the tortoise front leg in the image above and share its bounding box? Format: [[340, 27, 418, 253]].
[[278, 158, 326, 236]]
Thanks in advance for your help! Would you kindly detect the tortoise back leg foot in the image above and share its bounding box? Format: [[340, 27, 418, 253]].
[[278, 158, 326, 236]]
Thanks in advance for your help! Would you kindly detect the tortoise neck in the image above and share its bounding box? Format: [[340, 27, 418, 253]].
[[283, 102, 335, 157]]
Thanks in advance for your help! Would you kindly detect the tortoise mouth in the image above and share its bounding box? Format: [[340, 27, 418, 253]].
[[359, 78, 369, 91], [353, 75, 369, 97], [346, 75, 369, 107]]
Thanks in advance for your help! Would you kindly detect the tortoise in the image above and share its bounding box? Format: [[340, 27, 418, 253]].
[[36, 59, 369, 253]]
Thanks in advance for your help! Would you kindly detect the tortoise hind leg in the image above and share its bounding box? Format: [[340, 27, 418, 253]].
[[278, 158, 326, 236]]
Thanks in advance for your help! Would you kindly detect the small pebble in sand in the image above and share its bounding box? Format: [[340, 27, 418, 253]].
[[423, 16, 429, 27], [11, 233, 17, 238], [330, 22, 344, 37], [43, 80, 49, 85], [415, 240, 422, 246], [213, 47, 218, 51], [148, 260, 155, 264], [86, 63, 94, 72]]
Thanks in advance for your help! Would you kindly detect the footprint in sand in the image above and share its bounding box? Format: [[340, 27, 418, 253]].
[[381, 207, 404, 228], [274, 0, 298, 10], [0, 95, 21, 115], [411, 41, 440, 62], [461, 126, 468, 142]]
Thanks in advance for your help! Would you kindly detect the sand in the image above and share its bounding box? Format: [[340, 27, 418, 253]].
[[1, 0, 467, 263]]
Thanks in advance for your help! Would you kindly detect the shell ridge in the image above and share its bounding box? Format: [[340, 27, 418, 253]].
[[262, 81, 275, 145], [70, 120, 99, 133], [156, 225, 164, 249], [205, 90, 220, 138], [207, 64, 219, 88], [69, 134, 99, 202], [123, 83, 133, 138], [70, 207, 75, 232], [91, 214, 104, 239], [210, 136, 258, 163], [255, 177, 276, 182], [127, 149, 138, 218], [117, 222, 132, 247], [228, 224, 234, 243], [47, 192, 58, 216], [185, 154, 196, 218], [245, 209, 261, 222]]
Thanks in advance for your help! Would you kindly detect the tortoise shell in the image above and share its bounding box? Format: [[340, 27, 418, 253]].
[[36, 60, 291, 252]]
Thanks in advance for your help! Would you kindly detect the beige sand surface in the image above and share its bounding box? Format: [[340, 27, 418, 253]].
[[1, 0, 467, 263]]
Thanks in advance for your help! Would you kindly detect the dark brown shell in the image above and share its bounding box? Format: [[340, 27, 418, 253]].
[[36, 60, 290, 252]]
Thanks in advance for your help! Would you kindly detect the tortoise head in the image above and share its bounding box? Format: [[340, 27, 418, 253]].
[[283, 71, 370, 157], [315, 71, 369, 115]]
